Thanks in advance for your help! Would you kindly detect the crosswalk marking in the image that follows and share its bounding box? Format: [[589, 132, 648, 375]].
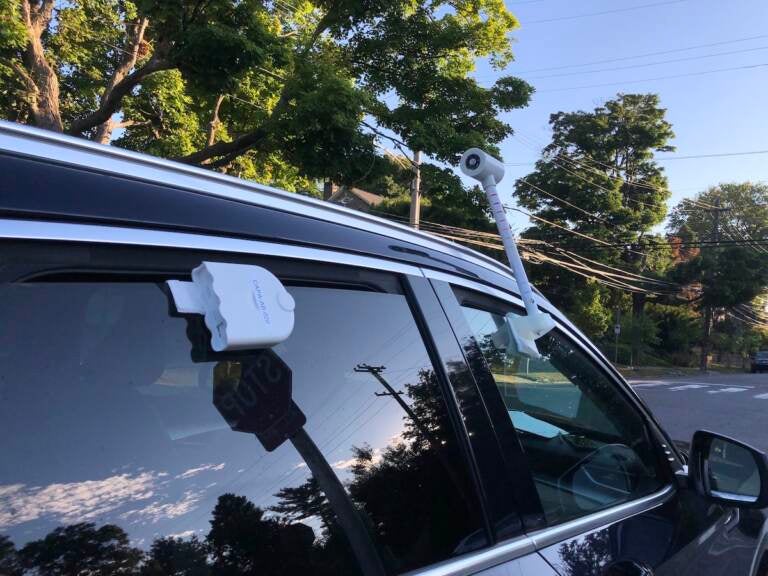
[[631, 380, 768, 399]]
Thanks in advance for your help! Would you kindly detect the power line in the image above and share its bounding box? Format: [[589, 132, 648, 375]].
[[513, 177, 661, 255], [728, 310, 768, 330], [515, 147, 673, 213], [510, 132, 726, 209], [537, 62, 768, 92], [544, 237, 768, 250], [512, 33, 768, 74], [517, 178, 613, 225], [539, 244, 676, 286], [524, 0, 686, 25], [511, 132, 672, 200], [504, 204, 619, 248], [655, 149, 768, 161], [736, 304, 768, 323], [367, 207, 669, 292], [723, 220, 768, 255], [524, 45, 768, 80], [523, 247, 667, 293]]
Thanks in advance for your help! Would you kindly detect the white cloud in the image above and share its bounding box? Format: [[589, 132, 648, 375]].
[[166, 529, 196, 539], [176, 463, 225, 480], [331, 458, 357, 470], [332, 448, 383, 471], [0, 472, 156, 528], [292, 462, 308, 470], [121, 490, 201, 524]]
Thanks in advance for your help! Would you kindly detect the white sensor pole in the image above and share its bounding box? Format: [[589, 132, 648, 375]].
[[460, 148, 555, 358]]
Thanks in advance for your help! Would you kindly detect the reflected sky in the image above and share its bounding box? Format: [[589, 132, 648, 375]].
[[0, 282, 431, 547]]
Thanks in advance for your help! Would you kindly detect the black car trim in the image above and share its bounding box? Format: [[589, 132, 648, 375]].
[[0, 121, 516, 283]]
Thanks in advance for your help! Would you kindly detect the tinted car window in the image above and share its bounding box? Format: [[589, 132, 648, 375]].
[[0, 275, 486, 574], [461, 304, 665, 526]]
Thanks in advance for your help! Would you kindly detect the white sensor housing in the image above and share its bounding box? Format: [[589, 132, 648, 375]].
[[460, 147, 555, 359], [167, 262, 295, 351], [460, 147, 506, 187]]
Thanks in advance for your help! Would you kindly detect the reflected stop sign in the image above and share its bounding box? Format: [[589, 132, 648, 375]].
[[213, 349, 306, 451]]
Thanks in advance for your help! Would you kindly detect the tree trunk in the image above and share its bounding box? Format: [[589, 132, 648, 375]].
[[206, 94, 226, 147], [92, 18, 150, 144], [20, 0, 62, 132], [700, 305, 712, 371], [631, 279, 646, 366]]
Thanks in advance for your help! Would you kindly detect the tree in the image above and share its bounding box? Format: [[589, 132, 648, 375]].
[[0, 535, 22, 576], [2, 0, 532, 187], [648, 304, 700, 366], [671, 245, 768, 369], [141, 536, 210, 576], [206, 493, 321, 576], [668, 183, 768, 241], [555, 531, 610, 576], [513, 93, 675, 351], [19, 523, 143, 576], [363, 160, 496, 232], [668, 183, 768, 370]]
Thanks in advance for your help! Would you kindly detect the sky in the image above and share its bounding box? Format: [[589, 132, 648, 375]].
[[466, 0, 768, 231]]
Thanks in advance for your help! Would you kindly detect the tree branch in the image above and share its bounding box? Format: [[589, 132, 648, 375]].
[[206, 94, 226, 148], [177, 127, 270, 165], [176, 8, 332, 165], [91, 17, 150, 143], [11, 61, 37, 96], [67, 39, 172, 136]]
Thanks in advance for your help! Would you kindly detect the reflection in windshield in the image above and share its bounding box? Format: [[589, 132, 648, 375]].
[[0, 281, 484, 574]]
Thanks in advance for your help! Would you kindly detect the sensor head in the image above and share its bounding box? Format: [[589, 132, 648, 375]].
[[167, 262, 295, 351], [460, 147, 505, 186]]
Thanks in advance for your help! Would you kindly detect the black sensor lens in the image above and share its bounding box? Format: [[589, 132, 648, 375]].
[[465, 153, 481, 170]]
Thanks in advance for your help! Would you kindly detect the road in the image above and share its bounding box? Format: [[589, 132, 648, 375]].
[[630, 372, 768, 451]]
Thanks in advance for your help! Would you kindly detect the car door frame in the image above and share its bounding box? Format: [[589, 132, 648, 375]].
[[419, 269, 685, 549]]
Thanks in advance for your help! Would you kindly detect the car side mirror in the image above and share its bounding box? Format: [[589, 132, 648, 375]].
[[689, 430, 768, 508]]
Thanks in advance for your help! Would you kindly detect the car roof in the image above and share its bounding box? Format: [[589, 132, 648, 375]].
[[0, 120, 528, 296]]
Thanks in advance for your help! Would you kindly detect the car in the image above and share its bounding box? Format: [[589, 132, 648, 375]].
[[1, 120, 767, 576], [752, 351, 768, 374]]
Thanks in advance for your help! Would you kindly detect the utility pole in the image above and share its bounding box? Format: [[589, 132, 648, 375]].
[[353, 363, 466, 497], [409, 150, 422, 229], [700, 199, 730, 371], [354, 364, 422, 432]]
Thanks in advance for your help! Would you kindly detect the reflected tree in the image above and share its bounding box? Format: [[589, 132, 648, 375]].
[[207, 493, 320, 576], [2, 366, 477, 576], [268, 368, 480, 572], [0, 535, 22, 576], [556, 531, 610, 576], [350, 369, 479, 563], [271, 477, 333, 535], [19, 523, 143, 576], [141, 536, 210, 576]]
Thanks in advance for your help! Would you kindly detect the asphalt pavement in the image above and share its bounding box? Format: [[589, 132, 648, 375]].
[[629, 372, 768, 452]]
